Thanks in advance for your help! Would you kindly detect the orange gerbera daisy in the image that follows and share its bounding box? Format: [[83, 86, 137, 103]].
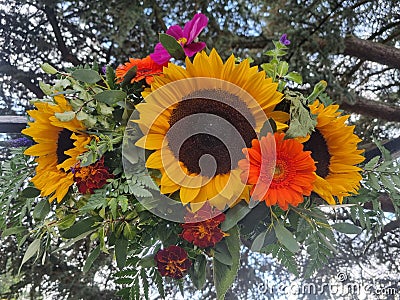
[[115, 56, 165, 85], [238, 132, 317, 210]]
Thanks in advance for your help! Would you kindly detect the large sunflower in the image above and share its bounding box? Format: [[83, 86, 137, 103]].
[[303, 100, 365, 204], [134, 49, 287, 210], [22, 95, 91, 203]]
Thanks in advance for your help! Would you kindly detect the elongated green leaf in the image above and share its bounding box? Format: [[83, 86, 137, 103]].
[[19, 238, 41, 273], [33, 200, 50, 221], [251, 231, 267, 252], [332, 222, 362, 234], [1, 226, 27, 237], [274, 222, 299, 253], [41, 63, 58, 74], [83, 245, 101, 273], [159, 33, 185, 60], [57, 214, 76, 230], [21, 187, 41, 198], [93, 90, 127, 106], [61, 217, 98, 239], [214, 240, 233, 266], [115, 237, 128, 269], [189, 254, 207, 289], [213, 226, 240, 300], [221, 201, 252, 231], [285, 71, 303, 84], [55, 111, 76, 122], [72, 69, 102, 84], [363, 156, 380, 170]]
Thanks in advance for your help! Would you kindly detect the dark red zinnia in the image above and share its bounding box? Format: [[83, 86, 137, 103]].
[[154, 245, 191, 279], [72, 156, 114, 194], [181, 202, 227, 248]]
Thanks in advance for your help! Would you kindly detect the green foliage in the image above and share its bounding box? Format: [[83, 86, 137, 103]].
[[159, 33, 186, 60], [284, 90, 317, 138], [213, 226, 241, 300]]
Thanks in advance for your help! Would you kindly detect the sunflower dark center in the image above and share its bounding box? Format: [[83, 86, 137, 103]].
[[166, 89, 257, 177], [303, 129, 331, 178], [56, 128, 75, 165]]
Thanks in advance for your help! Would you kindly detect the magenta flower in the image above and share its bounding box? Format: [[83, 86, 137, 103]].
[[150, 13, 208, 65]]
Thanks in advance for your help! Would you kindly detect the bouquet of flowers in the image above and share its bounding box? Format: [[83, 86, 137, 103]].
[[2, 12, 399, 299]]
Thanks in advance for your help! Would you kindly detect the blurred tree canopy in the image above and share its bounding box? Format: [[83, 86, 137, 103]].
[[0, 0, 399, 299]]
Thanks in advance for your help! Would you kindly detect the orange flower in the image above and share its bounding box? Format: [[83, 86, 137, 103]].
[[154, 245, 192, 279], [181, 203, 227, 248], [72, 157, 113, 194], [115, 56, 164, 85], [238, 132, 316, 210]]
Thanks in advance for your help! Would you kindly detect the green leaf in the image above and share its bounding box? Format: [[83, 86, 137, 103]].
[[41, 63, 58, 74], [213, 226, 240, 300], [57, 214, 76, 230], [61, 217, 98, 239], [33, 199, 50, 221], [285, 90, 317, 138], [72, 69, 102, 84], [214, 240, 233, 266], [21, 187, 41, 198], [159, 33, 186, 60], [39, 81, 53, 95], [332, 222, 362, 234], [83, 245, 101, 273], [1, 226, 27, 237], [364, 156, 380, 170], [277, 61, 289, 77], [139, 254, 156, 268], [121, 66, 137, 86], [189, 254, 207, 289], [55, 111, 76, 122], [221, 201, 252, 231], [274, 222, 299, 253], [115, 237, 128, 269], [284, 72, 303, 84], [251, 230, 267, 252], [93, 90, 127, 106], [19, 238, 41, 273], [367, 172, 381, 190]]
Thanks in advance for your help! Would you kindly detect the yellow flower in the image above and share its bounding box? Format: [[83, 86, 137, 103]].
[[303, 100, 365, 204], [134, 49, 286, 210], [22, 95, 91, 203]]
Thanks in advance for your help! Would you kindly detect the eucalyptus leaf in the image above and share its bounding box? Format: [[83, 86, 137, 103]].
[[1, 226, 27, 237], [332, 222, 362, 234], [83, 245, 101, 273], [55, 111, 76, 122], [19, 238, 41, 273], [21, 187, 40, 198], [33, 199, 50, 221], [61, 217, 98, 239], [221, 201, 252, 231], [213, 226, 240, 300], [274, 222, 299, 253], [93, 90, 127, 106], [72, 69, 102, 84]]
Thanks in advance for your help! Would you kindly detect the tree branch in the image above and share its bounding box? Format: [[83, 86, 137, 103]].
[[42, 4, 81, 66], [343, 35, 400, 70], [230, 34, 400, 70], [0, 60, 44, 98], [338, 95, 400, 122]]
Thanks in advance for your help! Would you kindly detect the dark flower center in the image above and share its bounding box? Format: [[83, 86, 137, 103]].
[[167, 89, 256, 177], [56, 129, 75, 165], [303, 129, 331, 178]]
